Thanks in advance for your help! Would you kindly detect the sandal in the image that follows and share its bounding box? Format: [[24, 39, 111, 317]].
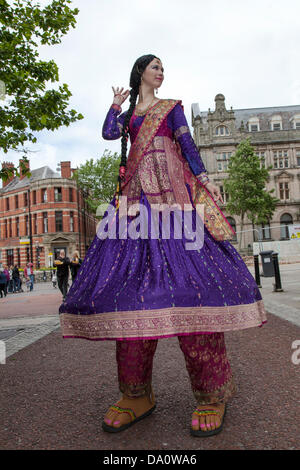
[[102, 386, 156, 433], [190, 405, 227, 437]]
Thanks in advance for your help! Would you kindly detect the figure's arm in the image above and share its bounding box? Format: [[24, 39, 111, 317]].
[[102, 104, 127, 140], [170, 103, 210, 186]]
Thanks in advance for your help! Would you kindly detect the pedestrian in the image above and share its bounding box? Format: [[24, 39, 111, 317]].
[[0, 268, 7, 298], [8, 265, 14, 293], [54, 250, 70, 301], [12, 265, 21, 293], [59, 55, 267, 437], [24, 262, 34, 291], [3, 265, 9, 296], [52, 270, 57, 288], [70, 251, 82, 283]]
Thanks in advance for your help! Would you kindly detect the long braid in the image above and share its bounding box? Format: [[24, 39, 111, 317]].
[[116, 54, 159, 201]]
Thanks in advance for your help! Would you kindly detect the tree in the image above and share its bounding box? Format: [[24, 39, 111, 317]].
[[224, 138, 279, 251], [72, 150, 120, 214], [0, 0, 83, 181]]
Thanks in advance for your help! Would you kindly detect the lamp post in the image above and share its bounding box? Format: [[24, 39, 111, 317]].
[[35, 240, 40, 269], [27, 188, 33, 263]]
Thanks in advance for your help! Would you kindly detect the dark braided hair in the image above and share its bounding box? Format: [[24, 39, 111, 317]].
[[117, 54, 160, 195]]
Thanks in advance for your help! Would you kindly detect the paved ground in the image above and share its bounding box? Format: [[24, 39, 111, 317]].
[[0, 263, 299, 450]]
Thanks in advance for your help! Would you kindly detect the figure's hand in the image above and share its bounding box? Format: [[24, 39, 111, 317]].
[[204, 182, 224, 204], [112, 86, 130, 106]]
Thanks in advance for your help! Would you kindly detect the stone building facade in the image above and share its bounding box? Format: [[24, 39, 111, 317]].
[[0, 160, 97, 269], [191, 94, 300, 251]]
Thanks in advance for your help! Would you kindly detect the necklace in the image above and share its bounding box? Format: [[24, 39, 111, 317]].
[[134, 98, 159, 116]]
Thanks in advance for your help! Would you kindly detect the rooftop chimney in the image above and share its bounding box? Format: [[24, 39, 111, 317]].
[[19, 158, 30, 180], [60, 161, 71, 179], [1, 162, 15, 188]]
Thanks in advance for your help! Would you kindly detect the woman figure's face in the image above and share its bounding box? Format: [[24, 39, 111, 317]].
[[142, 58, 164, 89]]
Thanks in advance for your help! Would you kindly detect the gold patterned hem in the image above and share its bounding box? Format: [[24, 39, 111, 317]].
[[60, 300, 267, 340], [193, 375, 237, 405]]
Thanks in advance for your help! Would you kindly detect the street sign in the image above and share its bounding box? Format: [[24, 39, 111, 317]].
[[288, 224, 300, 240], [20, 238, 30, 245]]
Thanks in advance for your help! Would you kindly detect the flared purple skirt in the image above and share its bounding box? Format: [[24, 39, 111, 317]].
[[59, 190, 267, 340]]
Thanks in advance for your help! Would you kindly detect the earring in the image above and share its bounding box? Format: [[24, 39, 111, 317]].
[[155, 88, 158, 95]]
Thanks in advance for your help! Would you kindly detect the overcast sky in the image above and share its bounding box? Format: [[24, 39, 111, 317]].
[[1, 0, 300, 181]]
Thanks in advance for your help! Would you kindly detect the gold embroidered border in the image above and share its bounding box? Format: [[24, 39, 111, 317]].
[[60, 300, 267, 340], [174, 125, 190, 140]]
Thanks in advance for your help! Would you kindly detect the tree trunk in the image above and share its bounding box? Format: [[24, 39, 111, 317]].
[[238, 213, 245, 252]]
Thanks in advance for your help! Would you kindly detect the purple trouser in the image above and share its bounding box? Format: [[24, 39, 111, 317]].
[[116, 333, 236, 405]]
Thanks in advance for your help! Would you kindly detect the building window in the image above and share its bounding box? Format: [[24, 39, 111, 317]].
[[54, 187, 62, 202], [6, 249, 14, 267], [69, 187, 73, 202], [226, 217, 237, 241], [43, 212, 48, 233], [33, 214, 37, 234], [24, 192, 28, 206], [6, 198, 9, 211], [279, 182, 290, 200], [216, 152, 232, 171], [70, 211, 74, 232], [55, 211, 63, 232], [215, 125, 230, 136], [26, 247, 30, 263], [42, 188, 47, 202], [256, 151, 266, 168], [15, 194, 19, 209], [4, 220, 7, 238], [296, 150, 300, 167], [258, 222, 271, 240], [32, 190, 36, 205], [25, 215, 29, 235], [16, 217, 19, 237], [273, 150, 289, 169], [9, 219, 12, 237], [280, 213, 293, 239], [17, 248, 20, 266], [219, 185, 229, 204], [271, 115, 282, 131], [248, 117, 260, 132]]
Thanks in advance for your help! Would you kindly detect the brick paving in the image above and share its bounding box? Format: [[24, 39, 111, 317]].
[[0, 266, 299, 450]]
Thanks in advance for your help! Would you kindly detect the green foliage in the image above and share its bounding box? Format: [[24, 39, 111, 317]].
[[0, 0, 83, 179], [223, 138, 279, 247], [72, 150, 120, 214]]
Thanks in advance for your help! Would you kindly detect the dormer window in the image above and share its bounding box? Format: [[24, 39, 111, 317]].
[[248, 117, 260, 132], [271, 115, 282, 131], [215, 125, 229, 136], [292, 114, 300, 130]]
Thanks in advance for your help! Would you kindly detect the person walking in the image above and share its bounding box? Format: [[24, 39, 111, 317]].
[[70, 251, 82, 283], [8, 265, 14, 293], [59, 54, 267, 437], [24, 262, 34, 291], [54, 250, 70, 301], [3, 266, 9, 296], [0, 268, 7, 298], [52, 270, 57, 288], [12, 265, 21, 293]]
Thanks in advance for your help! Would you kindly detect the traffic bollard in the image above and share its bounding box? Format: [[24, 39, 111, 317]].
[[254, 255, 262, 288], [272, 252, 283, 292]]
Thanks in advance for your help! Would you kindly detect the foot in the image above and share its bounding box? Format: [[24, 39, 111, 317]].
[[191, 403, 225, 433], [103, 393, 154, 429]]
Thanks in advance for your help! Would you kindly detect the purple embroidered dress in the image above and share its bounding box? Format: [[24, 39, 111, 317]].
[[59, 100, 267, 341]]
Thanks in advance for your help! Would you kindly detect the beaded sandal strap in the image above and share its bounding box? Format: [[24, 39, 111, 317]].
[[194, 409, 222, 417], [110, 405, 136, 421]]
